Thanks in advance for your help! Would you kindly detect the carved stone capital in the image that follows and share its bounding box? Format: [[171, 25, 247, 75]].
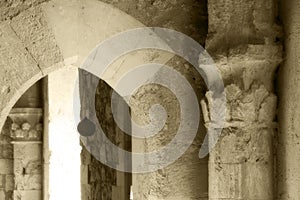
[[8, 108, 43, 141]]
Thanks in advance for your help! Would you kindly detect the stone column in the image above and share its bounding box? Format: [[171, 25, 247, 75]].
[[202, 83, 278, 199], [130, 57, 209, 200], [204, 0, 282, 199], [9, 108, 43, 200], [277, 0, 300, 198]]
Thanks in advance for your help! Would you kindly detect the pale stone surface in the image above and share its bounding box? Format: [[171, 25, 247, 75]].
[[0, 0, 287, 200], [5, 175, 14, 191], [205, 84, 277, 200], [0, 159, 13, 174], [47, 67, 81, 200], [205, 0, 282, 199], [15, 174, 42, 190], [0, 121, 14, 200], [14, 190, 42, 200], [0, 190, 5, 199], [130, 57, 208, 199], [210, 128, 273, 164], [81, 165, 89, 185], [0, 175, 4, 189], [206, 0, 281, 53], [0, 0, 47, 21], [10, 6, 63, 70], [0, 21, 42, 130], [277, 0, 300, 198], [13, 144, 42, 160]]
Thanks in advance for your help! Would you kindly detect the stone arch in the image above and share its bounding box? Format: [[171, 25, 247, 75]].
[[0, 0, 171, 130], [0, 1, 210, 199]]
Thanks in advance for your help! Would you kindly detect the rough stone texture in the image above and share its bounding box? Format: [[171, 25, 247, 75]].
[[203, 84, 276, 199], [0, 0, 193, 130], [0, 21, 42, 128], [0, 120, 14, 200], [0, 0, 207, 45], [277, 0, 300, 199], [0, 2, 63, 131], [0, 0, 287, 200], [0, 1, 208, 199], [205, 0, 282, 199], [128, 55, 208, 200], [10, 114, 43, 200], [99, 0, 207, 44], [0, 0, 48, 21], [79, 57, 208, 200], [206, 0, 282, 54], [10, 5, 63, 70], [80, 72, 132, 200], [0, 82, 44, 200], [70, 0, 209, 198]]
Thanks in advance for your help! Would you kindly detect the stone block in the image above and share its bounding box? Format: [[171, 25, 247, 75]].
[[210, 128, 273, 164], [15, 174, 42, 190], [81, 165, 88, 184], [14, 158, 42, 176], [0, 190, 5, 199], [207, 0, 277, 52], [0, 175, 4, 189], [209, 162, 273, 199], [81, 184, 91, 200], [0, 135, 11, 145], [242, 163, 273, 199], [1, 144, 13, 159], [209, 163, 243, 199], [167, 162, 208, 199], [5, 175, 14, 191], [0, 159, 13, 174], [10, 6, 63, 69], [13, 144, 42, 160], [14, 190, 42, 200], [81, 147, 91, 165], [0, 21, 41, 118]]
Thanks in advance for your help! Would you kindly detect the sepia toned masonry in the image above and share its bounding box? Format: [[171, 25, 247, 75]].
[[0, 0, 299, 199]]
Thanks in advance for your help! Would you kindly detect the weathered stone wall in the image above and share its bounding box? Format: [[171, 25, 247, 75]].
[[130, 56, 208, 200], [0, 0, 288, 200], [203, 0, 282, 199], [277, 0, 300, 198], [75, 0, 209, 199], [0, 82, 43, 200], [99, 0, 207, 44], [107, 0, 209, 199], [79, 72, 132, 200], [203, 83, 277, 199], [0, 119, 14, 200], [0, 1, 205, 199], [0, 0, 207, 45]]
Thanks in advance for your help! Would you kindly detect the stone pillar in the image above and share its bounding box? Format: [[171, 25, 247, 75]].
[[277, 0, 300, 198], [204, 0, 282, 199], [202, 84, 277, 199], [0, 119, 14, 200], [9, 108, 43, 200], [130, 57, 208, 200]]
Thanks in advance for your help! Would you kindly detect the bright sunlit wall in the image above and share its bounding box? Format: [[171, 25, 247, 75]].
[[47, 66, 81, 200]]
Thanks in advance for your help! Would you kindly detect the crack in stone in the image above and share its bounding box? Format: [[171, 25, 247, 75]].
[[9, 23, 44, 76]]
